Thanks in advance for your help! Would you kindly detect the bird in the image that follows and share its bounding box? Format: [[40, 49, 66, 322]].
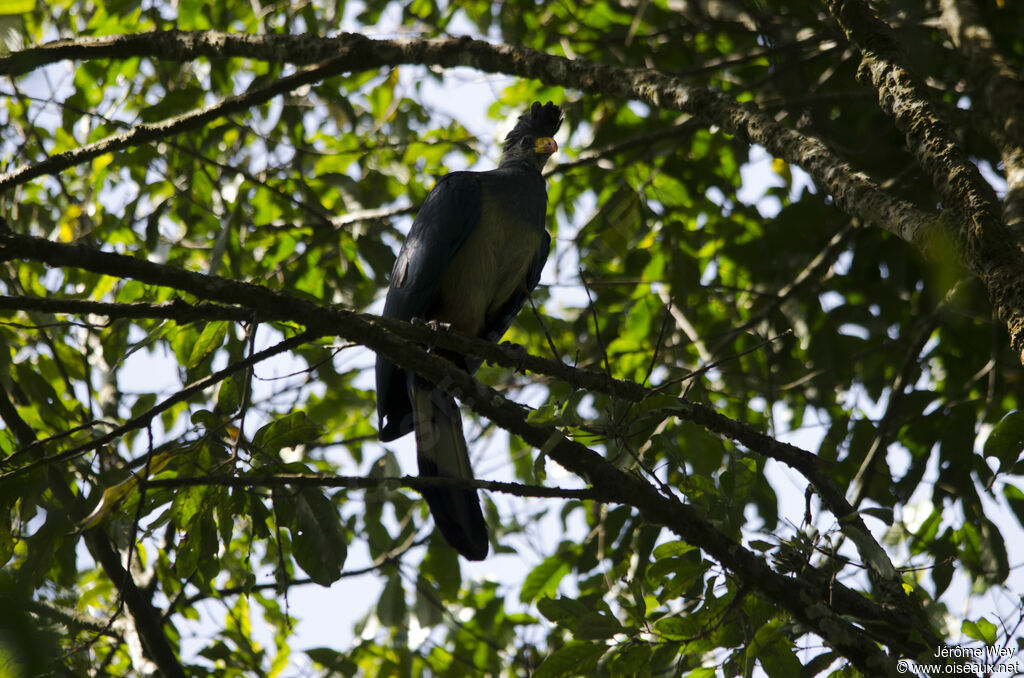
[[375, 101, 562, 560]]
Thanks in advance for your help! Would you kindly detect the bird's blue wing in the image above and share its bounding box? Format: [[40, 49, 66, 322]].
[[376, 172, 482, 441], [525, 229, 551, 292], [381, 173, 482, 323]]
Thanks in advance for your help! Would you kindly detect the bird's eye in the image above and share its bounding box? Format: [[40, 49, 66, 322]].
[[520, 137, 531, 148]]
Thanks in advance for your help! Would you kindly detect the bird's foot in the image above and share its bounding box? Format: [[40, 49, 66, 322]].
[[411, 317, 452, 351]]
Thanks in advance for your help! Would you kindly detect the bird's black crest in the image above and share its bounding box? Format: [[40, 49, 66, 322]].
[[503, 101, 562, 152]]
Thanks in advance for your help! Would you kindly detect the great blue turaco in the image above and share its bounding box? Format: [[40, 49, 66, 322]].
[[375, 101, 562, 560]]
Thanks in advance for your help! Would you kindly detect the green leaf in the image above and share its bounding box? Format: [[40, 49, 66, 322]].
[[976, 516, 1009, 584], [533, 641, 605, 678], [983, 411, 1024, 473], [653, 615, 702, 641], [747, 539, 776, 552], [0, 0, 35, 14], [190, 409, 220, 430], [414, 574, 444, 628], [607, 643, 653, 676], [217, 375, 242, 414], [306, 647, 358, 673], [646, 551, 708, 589], [649, 172, 690, 207], [521, 553, 572, 603], [186, 321, 229, 368], [1003, 484, 1024, 530], [747, 619, 802, 678], [421, 541, 461, 600], [79, 451, 177, 530], [958, 516, 1009, 584], [578, 185, 644, 262], [536, 596, 591, 624], [0, 520, 13, 568], [652, 540, 695, 560], [170, 485, 209, 530], [0, 428, 16, 456], [253, 412, 323, 455], [377, 574, 406, 627], [573, 611, 625, 640], [175, 516, 219, 588], [961, 617, 997, 645], [290, 488, 347, 586]]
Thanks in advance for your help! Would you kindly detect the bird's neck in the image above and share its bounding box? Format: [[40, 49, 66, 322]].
[[497, 156, 544, 173]]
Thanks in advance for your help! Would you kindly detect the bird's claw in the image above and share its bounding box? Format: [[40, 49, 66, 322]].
[[411, 317, 452, 352]]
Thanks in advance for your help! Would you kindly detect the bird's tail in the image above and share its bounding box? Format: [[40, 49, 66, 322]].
[[408, 374, 489, 560]]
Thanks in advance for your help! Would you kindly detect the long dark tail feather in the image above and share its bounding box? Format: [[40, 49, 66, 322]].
[[408, 374, 489, 560]]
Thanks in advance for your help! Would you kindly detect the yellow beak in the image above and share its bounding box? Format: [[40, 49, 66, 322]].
[[534, 137, 558, 155]]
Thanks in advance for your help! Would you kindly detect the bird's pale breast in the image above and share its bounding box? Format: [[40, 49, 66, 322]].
[[436, 204, 542, 338]]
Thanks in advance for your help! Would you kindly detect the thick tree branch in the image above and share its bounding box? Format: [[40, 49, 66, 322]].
[[0, 32, 938, 250], [823, 0, 1024, 363], [82, 529, 184, 678], [938, 0, 1024, 245], [0, 30, 348, 78], [0, 232, 305, 321], [0, 231, 898, 585], [0, 294, 261, 323], [0, 231, 913, 602], [0, 231, 940, 670], [367, 305, 913, 675], [5, 29, 1022, 365]]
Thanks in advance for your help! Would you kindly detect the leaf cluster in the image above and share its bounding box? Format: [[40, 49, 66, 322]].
[[1, 0, 1023, 677]]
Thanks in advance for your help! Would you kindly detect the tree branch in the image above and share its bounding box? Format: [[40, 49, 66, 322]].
[[0, 47, 378, 192], [0, 328, 320, 476], [0, 230, 902, 591], [938, 0, 1024, 245], [0, 387, 185, 677], [823, 0, 1024, 363], [82, 529, 184, 678], [143, 472, 611, 502], [0, 32, 937, 251], [0, 30, 350, 78], [25, 598, 120, 636], [0, 294, 261, 324], [371, 313, 910, 674], [6, 29, 1021, 365], [0, 230, 933, 668]]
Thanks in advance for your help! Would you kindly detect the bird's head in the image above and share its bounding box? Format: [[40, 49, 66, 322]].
[[500, 101, 563, 170]]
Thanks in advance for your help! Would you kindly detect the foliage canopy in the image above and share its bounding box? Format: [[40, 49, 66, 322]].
[[1, 0, 1024, 676]]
